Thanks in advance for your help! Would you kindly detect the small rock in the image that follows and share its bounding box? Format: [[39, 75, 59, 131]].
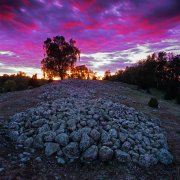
[[44, 131, 56, 142], [45, 142, 60, 156], [33, 134, 44, 149], [109, 129, 118, 139], [115, 150, 130, 162], [82, 145, 98, 162], [80, 121, 86, 127], [121, 141, 131, 152], [24, 137, 33, 147], [80, 133, 92, 151], [57, 157, 66, 165], [38, 124, 50, 134], [32, 119, 44, 127], [63, 142, 80, 159], [101, 130, 111, 144], [35, 157, 42, 162], [99, 146, 113, 161], [70, 130, 81, 141], [157, 148, 173, 165], [9, 131, 19, 141], [55, 133, 69, 147], [139, 154, 157, 167], [90, 129, 100, 141], [119, 132, 128, 142]]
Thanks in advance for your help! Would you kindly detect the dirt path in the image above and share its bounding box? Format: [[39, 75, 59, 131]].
[[0, 80, 180, 179]]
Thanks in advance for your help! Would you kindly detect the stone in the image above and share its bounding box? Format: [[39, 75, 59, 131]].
[[43, 131, 55, 142], [32, 119, 44, 127], [157, 148, 173, 165], [118, 132, 128, 142], [67, 119, 76, 131], [80, 121, 86, 127], [38, 124, 50, 134], [17, 134, 27, 144], [115, 150, 130, 162], [25, 120, 31, 128], [104, 124, 111, 131], [109, 129, 118, 139], [45, 142, 60, 156], [63, 142, 80, 159], [143, 137, 150, 146], [80, 133, 91, 151], [80, 127, 91, 135], [99, 146, 113, 161], [93, 114, 99, 120], [57, 157, 65, 165], [35, 157, 42, 162], [24, 137, 33, 147], [121, 141, 131, 152], [9, 122, 19, 130], [33, 134, 44, 149], [87, 120, 96, 128], [70, 130, 81, 142], [139, 154, 157, 167], [101, 130, 111, 144], [9, 131, 19, 141], [82, 145, 98, 161], [52, 122, 61, 131], [130, 152, 139, 163], [134, 132, 143, 141], [90, 129, 100, 141], [55, 133, 69, 147]]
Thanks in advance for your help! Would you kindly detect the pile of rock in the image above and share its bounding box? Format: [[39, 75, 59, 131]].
[[8, 81, 173, 167]]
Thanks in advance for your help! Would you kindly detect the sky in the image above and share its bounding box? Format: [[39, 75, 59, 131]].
[[0, 0, 180, 77]]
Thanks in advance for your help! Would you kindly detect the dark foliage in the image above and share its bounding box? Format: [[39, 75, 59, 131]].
[[148, 98, 159, 108], [0, 72, 48, 93], [105, 52, 180, 104], [176, 88, 180, 104]]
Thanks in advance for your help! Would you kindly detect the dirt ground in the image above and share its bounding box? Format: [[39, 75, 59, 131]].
[[0, 80, 179, 179]]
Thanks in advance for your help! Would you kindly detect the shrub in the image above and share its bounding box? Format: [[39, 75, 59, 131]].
[[0, 87, 3, 93], [148, 97, 159, 108], [176, 89, 180, 105], [3, 80, 16, 92]]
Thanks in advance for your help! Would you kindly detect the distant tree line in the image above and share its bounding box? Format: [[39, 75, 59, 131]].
[[0, 72, 48, 93], [104, 52, 180, 104]]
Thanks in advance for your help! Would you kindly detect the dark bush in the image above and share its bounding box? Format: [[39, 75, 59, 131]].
[[3, 80, 16, 92], [176, 89, 180, 104], [0, 87, 3, 93], [148, 97, 159, 108]]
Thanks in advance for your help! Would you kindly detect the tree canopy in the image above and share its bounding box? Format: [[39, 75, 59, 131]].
[[41, 35, 80, 80], [104, 52, 180, 103]]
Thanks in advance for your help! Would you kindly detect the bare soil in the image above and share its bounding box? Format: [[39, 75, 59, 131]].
[[0, 80, 179, 179]]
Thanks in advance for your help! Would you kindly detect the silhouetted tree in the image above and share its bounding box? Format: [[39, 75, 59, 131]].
[[103, 70, 111, 80], [41, 36, 80, 80]]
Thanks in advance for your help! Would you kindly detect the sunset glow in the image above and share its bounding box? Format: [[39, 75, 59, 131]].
[[0, 0, 179, 76]]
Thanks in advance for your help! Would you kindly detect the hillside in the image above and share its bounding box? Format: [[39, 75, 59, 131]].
[[0, 79, 180, 179]]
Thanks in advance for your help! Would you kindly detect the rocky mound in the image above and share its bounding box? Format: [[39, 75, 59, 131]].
[[8, 81, 173, 167]]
